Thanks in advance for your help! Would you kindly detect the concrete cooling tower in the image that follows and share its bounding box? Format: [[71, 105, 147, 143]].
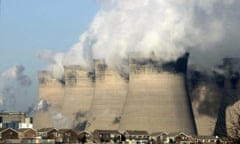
[[86, 60, 128, 132], [215, 58, 240, 136], [119, 53, 197, 134], [189, 69, 223, 136], [62, 65, 94, 130], [33, 71, 65, 129]]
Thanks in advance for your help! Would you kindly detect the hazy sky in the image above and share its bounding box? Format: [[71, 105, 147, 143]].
[[0, 0, 99, 112]]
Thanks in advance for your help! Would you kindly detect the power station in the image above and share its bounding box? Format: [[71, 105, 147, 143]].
[[34, 53, 198, 134], [34, 71, 65, 129], [120, 53, 197, 134], [62, 65, 94, 129], [86, 60, 128, 131]]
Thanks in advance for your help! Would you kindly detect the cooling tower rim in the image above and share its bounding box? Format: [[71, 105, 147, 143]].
[[128, 52, 189, 74], [38, 71, 55, 78], [129, 52, 189, 63], [64, 65, 83, 69], [93, 59, 106, 64], [223, 58, 240, 66], [223, 57, 240, 61]]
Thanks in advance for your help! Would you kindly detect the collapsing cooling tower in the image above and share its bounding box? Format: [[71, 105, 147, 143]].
[[33, 71, 65, 129], [119, 53, 197, 134], [214, 58, 240, 136], [86, 60, 128, 132], [189, 69, 223, 136], [62, 65, 94, 130]]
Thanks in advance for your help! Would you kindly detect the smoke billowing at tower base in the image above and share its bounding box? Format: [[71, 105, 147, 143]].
[[35, 0, 240, 137]]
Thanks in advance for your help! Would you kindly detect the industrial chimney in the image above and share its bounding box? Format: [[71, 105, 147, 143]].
[[119, 53, 197, 134]]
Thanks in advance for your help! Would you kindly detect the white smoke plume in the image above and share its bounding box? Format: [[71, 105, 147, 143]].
[[64, 0, 240, 67], [51, 111, 72, 129], [34, 99, 72, 128], [0, 65, 32, 111], [38, 50, 64, 79], [41, 0, 240, 77], [34, 99, 50, 112]]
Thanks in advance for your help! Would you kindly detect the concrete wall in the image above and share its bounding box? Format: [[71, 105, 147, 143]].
[[120, 56, 197, 134], [62, 66, 94, 130], [33, 71, 65, 129], [86, 60, 128, 132]]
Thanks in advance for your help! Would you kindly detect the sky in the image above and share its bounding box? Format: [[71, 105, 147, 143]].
[[0, 0, 99, 112]]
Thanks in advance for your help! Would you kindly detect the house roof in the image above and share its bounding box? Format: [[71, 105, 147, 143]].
[[125, 130, 148, 135], [38, 128, 57, 133], [0, 128, 7, 133], [18, 128, 35, 133], [93, 130, 120, 134], [58, 129, 77, 134], [167, 132, 191, 137], [174, 132, 190, 138], [76, 130, 92, 136], [0, 128, 18, 134]]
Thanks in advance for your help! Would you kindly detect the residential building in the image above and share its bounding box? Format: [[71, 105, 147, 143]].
[[18, 128, 37, 139], [0, 128, 18, 142]]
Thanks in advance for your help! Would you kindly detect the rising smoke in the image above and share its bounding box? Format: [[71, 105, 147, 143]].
[[64, 0, 240, 69], [40, 0, 240, 78], [38, 0, 240, 129], [0, 65, 32, 111], [188, 68, 224, 118], [35, 99, 50, 112], [38, 50, 65, 79], [34, 99, 72, 128], [72, 111, 88, 130]]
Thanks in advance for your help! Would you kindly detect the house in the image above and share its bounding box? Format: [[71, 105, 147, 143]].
[[166, 132, 193, 144], [124, 130, 149, 144], [58, 129, 78, 143], [92, 129, 121, 143], [150, 132, 168, 144], [78, 131, 92, 143], [193, 136, 220, 144], [174, 132, 193, 144], [0, 128, 18, 141], [18, 128, 37, 139], [37, 128, 58, 139]]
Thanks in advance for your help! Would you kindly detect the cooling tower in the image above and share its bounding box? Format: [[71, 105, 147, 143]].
[[119, 53, 197, 134], [189, 69, 223, 136], [86, 60, 128, 132], [214, 58, 240, 136], [62, 65, 94, 130], [33, 71, 65, 129]]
